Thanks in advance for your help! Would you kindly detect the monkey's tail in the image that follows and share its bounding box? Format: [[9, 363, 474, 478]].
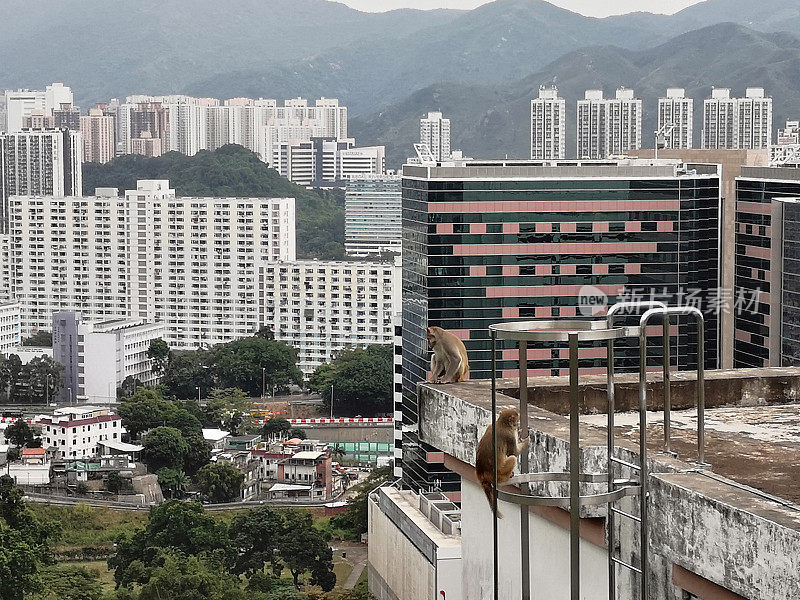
[[482, 480, 503, 519]]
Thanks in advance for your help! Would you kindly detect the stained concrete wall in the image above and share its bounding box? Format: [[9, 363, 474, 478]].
[[417, 379, 800, 600], [460, 476, 609, 600], [368, 493, 437, 600]]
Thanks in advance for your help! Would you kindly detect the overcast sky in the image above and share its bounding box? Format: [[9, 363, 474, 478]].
[[338, 0, 705, 17]]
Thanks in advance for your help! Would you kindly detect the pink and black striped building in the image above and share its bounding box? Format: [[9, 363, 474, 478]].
[[400, 159, 721, 491]]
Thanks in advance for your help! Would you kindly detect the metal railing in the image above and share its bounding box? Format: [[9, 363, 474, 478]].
[[487, 302, 708, 600]]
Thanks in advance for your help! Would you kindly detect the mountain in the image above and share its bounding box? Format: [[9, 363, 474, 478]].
[[0, 0, 462, 107], [82, 145, 346, 259], [351, 23, 800, 167]]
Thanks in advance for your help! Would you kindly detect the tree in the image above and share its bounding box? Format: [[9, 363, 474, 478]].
[[309, 346, 392, 417], [254, 326, 274, 340], [108, 500, 233, 588], [211, 337, 303, 397], [106, 472, 124, 495], [5, 419, 36, 448], [168, 408, 203, 438], [117, 388, 175, 438], [229, 505, 284, 575], [147, 338, 171, 377], [26, 356, 63, 404], [330, 467, 393, 540], [288, 428, 307, 440], [22, 331, 52, 347], [275, 509, 335, 591], [0, 475, 58, 600], [183, 433, 213, 477], [204, 388, 252, 434], [118, 375, 143, 399], [195, 462, 244, 503], [157, 468, 189, 499], [161, 350, 214, 400], [30, 565, 103, 600], [137, 552, 250, 600], [141, 427, 188, 473], [261, 416, 291, 440]]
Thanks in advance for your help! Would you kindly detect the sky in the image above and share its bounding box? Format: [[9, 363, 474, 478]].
[[338, 0, 705, 17]]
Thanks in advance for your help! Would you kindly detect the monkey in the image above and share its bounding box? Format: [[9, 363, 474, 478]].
[[475, 408, 530, 518], [426, 326, 469, 384]]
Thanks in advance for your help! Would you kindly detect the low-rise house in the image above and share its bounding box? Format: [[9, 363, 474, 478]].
[[0, 444, 8, 465], [277, 450, 333, 500], [202, 428, 230, 450], [214, 450, 261, 501], [21, 448, 46, 464], [225, 435, 261, 451], [37, 405, 125, 459], [98, 439, 143, 469]]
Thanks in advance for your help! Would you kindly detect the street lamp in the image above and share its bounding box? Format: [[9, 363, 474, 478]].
[[68, 387, 73, 405], [330, 384, 334, 419], [196, 386, 201, 403], [262, 367, 266, 400]]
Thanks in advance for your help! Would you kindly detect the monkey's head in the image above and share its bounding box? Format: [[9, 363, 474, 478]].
[[497, 408, 520, 428], [426, 326, 443, 349]]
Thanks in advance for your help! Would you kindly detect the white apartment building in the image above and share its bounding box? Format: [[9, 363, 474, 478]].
[[53, 311, 167, 404], [126, 180, 296, 348], [737, 87, 773, 150], [0, 128, 83, 232], [130, 132, 162, 157], [37, 405, 125, 459], [0, 301, 21, 355], [259, 258, 401, 375], [577, 88, 642, 159], [530, 86, 566, 160], [4, 83, 73, 133], [420, 112, 451, 162], [702, 87, 772, 150], [9, 180, 296, 348], [80, 109, 115, 163], [777, 120, 800, 145], [273, 138, 385, 187], [658, 88, 693, 149], [345, 175, 402, 257], [165, 98, 217, 156], [9, 188, 129, 335]]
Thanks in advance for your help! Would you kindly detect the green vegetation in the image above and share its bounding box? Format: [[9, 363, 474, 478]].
[[5, 418, 40, 449], [309, 346, 392, 417], [22, 330, 53, 347], [211, 336, 304, 397], [0, 475, 58, 600], [83, 145, 346, 259], [108, 501, 339, 597], [194, 462, 244, 503], [327, 467, 393, 541], [0, 354, 62, 404], [29, 564, 104, 600]]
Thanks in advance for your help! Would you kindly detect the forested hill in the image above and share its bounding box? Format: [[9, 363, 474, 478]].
[[82, 145, 345, 260]]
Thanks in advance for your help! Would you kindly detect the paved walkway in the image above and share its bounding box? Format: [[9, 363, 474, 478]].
[[343, 560, 366, 589]]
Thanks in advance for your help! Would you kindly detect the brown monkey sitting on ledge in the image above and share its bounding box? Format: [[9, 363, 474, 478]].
[[475, 407, 530, 518], [426, 326, 469, 383]]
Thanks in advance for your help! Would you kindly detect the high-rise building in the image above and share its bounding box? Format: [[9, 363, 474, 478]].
[[273, 138, 385, 187], [420, 112, 451, 162], [53, 103, 81, 131], [401, 158, 721, 491], [53, 311, 167, 404], [80, 109, 116, 164], [658, 88, 693, 149], [0, 301, 21, 355], [9, 188, 130, 334], [703, 88, 772, 150], [130, 131, 162, 158], [777, 120, 800, 145], [734, 167, 800, 367], [530, 86, 566, 160], [4, 83, 73, 132], [125, 180, 295, 348], [0, 128, 83, 233], [345, 175, 402, 257], [259, 258, 400, 375], [9, 181, 296, 346], [576, 88, 642, 159], [737, 87, 773, 150]]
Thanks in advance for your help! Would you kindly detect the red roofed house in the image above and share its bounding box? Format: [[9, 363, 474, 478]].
[[21, 448, 46, 465], [37, 405, 125, 459]]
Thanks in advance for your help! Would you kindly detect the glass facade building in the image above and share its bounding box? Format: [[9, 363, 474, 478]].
[[401, 160, 721, 492], [734, 167, 800, 367]]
